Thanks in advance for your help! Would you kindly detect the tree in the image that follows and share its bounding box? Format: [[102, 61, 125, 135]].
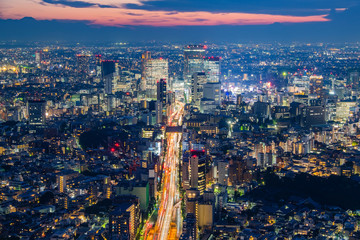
[[79, 130, 108, 150], [39, 191, 55, 205]]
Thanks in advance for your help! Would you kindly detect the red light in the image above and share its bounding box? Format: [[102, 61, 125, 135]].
[[111, 148, 115, 152], [115, 143, 120, 147], [126, 92, 130, 95]]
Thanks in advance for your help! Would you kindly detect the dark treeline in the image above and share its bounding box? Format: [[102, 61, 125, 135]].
[[249, 172, 360, 210]]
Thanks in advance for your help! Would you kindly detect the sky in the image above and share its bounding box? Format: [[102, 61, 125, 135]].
[[1, 0, 359, 42]]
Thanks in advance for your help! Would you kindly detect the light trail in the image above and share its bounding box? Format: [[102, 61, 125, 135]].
[[145, 101, 184, 240]]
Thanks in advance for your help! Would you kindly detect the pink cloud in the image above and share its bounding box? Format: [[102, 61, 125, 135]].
[[0, 0, 330, 27]]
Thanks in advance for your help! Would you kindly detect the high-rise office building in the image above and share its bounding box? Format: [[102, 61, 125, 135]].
[[141, 51, 151, 91], [189, 150, 206, 195], [57, 175, 67, 193], [102, 60, 116, 77], [302, 105, 326, 128], [204, 57, 220, 83], [142, 58, 168, 99], [200, 82, 221, 113], [155, 101, 163, 124], [350, 72, 360, 90], [102, 60, 116, 95], [236, 94, 243, 107], [191, 72, 207, 108], [76, 54, 90, 75], [156, 79, 167, 123], [186, 188, 199, 218], [27, 100, 46, 125], [309, 75, 324, 95], [35, 51, 42, 65], [203, 82, 221, 105], [95, 54, 102, 77], [184, 45, 206, 81], [157, 79, 167, 106]]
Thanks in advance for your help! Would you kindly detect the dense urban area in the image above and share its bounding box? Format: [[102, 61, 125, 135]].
[[1, 41, 360, 240]]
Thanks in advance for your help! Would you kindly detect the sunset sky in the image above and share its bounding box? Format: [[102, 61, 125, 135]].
[[1, 0, 359, 41]]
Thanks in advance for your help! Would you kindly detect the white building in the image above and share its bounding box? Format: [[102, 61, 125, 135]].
[[142, 58, 168, 99]]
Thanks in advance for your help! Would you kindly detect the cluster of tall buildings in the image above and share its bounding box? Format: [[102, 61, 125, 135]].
[[1, 42, 360, 240]]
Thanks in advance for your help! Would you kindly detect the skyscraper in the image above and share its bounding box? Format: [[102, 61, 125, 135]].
[[140, 51, 151, 91], [27, 100, 46, 125], [302, 105, 326, 128], [204, 56, 220, 83], [350, 72, 360, 90], [189, 150, 206, 196], [203, 82, 221, 105], [76, 54, 90, 75], [57, 175, 66, 193], [184, 45, 206, 81], [102, 60, 116, 95], [155, 101, 163, 124], [157, 79, 167, 106], [141, 51, 151, 91], [156, 79, 167, 124], [309, 75, 324, 95], [35, 51, 42, 65], [191, 72, 207, 108], [142, 58, 168, 99], [95, 54, 102, 77]]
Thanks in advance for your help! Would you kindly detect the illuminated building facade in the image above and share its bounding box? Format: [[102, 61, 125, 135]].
[[76, 54, 90, 75], [204, 57, 220, 83], [27, 100, 46, 125], [184, 45, 206, 81], [143, 58, 168, 99], [189, 150, 206, 196]]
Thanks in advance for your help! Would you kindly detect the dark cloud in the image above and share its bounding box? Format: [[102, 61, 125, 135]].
[[327, 5, 360, 22], [165, 11, 179, 15], [42, 0, 116, 8], [126, 13, 144, 16], [125, 0, 359, 16]]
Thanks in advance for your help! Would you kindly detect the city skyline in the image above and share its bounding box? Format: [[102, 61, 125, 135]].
[[1, 1, 360, 240]]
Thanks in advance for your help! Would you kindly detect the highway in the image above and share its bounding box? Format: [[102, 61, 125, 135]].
[[144, 101, 184, 240]]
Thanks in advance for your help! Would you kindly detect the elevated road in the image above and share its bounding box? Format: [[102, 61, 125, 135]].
[[144, 101, 184, 240]]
